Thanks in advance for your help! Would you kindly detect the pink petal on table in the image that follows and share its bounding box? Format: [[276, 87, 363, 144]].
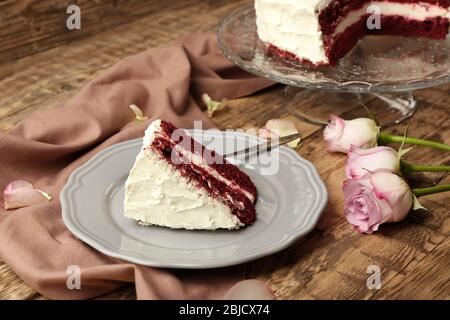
[[224, 280, 276, 300], [201, 93, 227, 118], [258, 127, 277, 140], [4, 180, 34, 192], [129, 104, 147, 121], [262, 119, 301, 148], [2, 180, 52, 210]]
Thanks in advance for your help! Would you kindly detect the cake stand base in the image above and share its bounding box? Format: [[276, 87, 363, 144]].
[[282, 86, 417, 128]]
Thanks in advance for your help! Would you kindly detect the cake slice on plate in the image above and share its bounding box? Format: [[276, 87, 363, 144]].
[[124, 119, 257, 230], [255, 0, 450, 66]]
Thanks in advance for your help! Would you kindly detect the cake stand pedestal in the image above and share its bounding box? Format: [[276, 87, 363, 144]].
[[217, 5, 450, 128], [282, 87, 417, 128]]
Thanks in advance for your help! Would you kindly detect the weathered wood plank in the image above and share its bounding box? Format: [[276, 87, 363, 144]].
[[0, 261, 39, 300], [371, 225, 450, 299], [0, 0, 234, 63], [0, 0, 248, 130]]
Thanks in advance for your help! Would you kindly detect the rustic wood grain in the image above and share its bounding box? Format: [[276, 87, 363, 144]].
[[244, 90, 450, 299], [0, 0, 246, 130], [0, 0, 227, 63], [0, 0, 449, 300]]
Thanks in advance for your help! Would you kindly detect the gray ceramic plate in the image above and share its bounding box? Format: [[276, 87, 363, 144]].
[[61, 130, 328, 269]]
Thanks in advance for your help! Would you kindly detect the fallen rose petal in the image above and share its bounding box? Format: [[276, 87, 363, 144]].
[[258, 127, 276, 140], [262, 119, 301, 148], [201, 93, 226, 118], [129, 104, 147, 121], [201, 93, 212, 105], [3, 180, 52, 210], [4, 180, 33, 193], [224, 280, 276, 300]]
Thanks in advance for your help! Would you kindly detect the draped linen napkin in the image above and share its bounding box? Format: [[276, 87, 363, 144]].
[[0, 32, 275, 299]]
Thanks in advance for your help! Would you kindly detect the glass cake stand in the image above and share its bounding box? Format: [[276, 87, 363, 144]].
[[217, 5, 450, 127]]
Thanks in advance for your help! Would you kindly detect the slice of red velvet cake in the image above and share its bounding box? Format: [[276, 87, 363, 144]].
[[255, 0, 450, 66], [124, 119, 257, 230]]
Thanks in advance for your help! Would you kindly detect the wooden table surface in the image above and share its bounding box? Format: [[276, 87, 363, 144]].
[[0, 0, 449, 300]]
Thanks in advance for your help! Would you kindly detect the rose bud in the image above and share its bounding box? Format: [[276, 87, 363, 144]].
[[324, 115, 380, 153], [343, 171, 412, 234], [346, 146, 400, 179]]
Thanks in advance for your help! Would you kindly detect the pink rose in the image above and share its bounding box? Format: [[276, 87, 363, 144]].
[[346, 145, 400, 179], [343, 172, 412, 234], [324, 115, 380, 153]]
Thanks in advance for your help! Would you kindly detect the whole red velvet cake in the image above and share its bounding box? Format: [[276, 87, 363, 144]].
[[255, 0, 450, 66], [124, 119, 257, 230]]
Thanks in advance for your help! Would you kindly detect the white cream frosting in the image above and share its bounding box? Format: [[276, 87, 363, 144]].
[[255, 0, 330, 64], [255, 0, 450, 64], [142, 118, 162, 148], [124, 149, 243, 230]]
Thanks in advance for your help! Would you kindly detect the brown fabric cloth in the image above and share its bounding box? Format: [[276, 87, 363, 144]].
[[0, 32, 274, 299]]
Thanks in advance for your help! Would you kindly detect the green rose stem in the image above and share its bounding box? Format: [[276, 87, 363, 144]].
[[401, 161, 450, 173], [378, 132, 450, 152], [413, 184, 450, 197]]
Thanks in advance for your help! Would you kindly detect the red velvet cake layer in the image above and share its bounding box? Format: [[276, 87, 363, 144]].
[[158, 120, 257, 199], [268, 13, 448, 66], [319, 0, 450, 35], [267, 44, 329, 67], [148, 121, 257, 225], [325, 15, 448, 65]]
